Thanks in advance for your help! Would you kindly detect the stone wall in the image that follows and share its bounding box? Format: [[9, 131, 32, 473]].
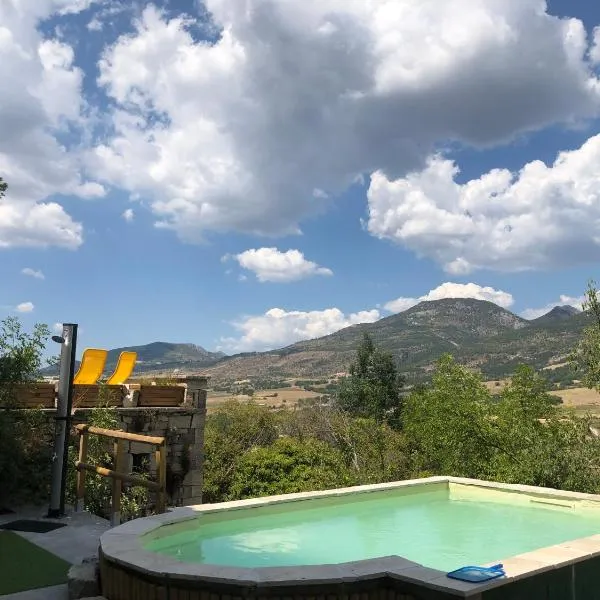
[[72, 376, 207, 507]]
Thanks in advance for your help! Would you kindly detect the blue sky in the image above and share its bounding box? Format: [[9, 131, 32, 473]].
[[2, 0, 600, 355]]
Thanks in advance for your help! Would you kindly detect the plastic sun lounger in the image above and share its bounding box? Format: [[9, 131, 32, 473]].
[[105, 351, 137, 385], [73, 348, 108, 385]]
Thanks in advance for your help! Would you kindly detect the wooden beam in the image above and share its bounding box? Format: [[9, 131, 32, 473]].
[[156, 446, 167, 513], [75, 430, 88, 512], [76, 424, 164, 446], [111, 439, 126, 526], [75, 461, 161, 490]]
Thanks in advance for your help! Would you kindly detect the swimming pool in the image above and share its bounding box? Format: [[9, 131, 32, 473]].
[[99, 477, 600, 599]]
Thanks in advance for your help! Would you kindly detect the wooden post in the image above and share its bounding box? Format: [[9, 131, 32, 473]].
[[156, 445, 167, 514], [111, 439, 126, 526], [75, 430, 88, 512]]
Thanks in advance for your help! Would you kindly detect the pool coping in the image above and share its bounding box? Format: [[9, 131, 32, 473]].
[[100, 476, 600, 598]]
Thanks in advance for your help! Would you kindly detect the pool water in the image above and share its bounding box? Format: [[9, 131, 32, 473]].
[[144, 488, 600, 571]]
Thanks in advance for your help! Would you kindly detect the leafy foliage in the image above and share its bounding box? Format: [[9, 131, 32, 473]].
[[228, 437, 352, 499], [0, 317, 52, 506], [336, 333, 405, 426], [572, 281, 600, 391], [0, 317, 49, 406], [403, 356, 600, 493], [203, 401, 279, 502]]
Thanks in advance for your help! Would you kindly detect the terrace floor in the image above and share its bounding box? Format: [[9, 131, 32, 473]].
[[0, 506, 110, 599]]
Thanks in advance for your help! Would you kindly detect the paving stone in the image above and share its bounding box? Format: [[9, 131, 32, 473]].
[[67, 563, 99, 600]]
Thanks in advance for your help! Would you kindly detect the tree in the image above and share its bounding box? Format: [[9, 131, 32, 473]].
[[0, 177, 6, 199], [336, 333, 405, 427], [0, 317, 52, 505], [227, 437, 352, 499], [402, 354, 497, 479], [571, 281, 600, 391], [203, 401, 278, 502], [279, 405, 412, 484], [402, 355, 600, 493], [0, 317, 49, 406]]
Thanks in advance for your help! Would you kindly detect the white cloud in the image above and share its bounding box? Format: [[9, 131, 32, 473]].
[[89, 1, 600, 242], [86, 0, 130, 32], [21, 268, 45, 280], [229, 247, 333, 282], [591, 27, 600, 65], [522, 295, 584, 320], [220, 307, 380, 352], [122, 208, 134, 222], [53, 322, 63, 333], [0, 1, 100, 249], [87, 17, 102, 31], [16, 302, 34, 313], [368, 134, 600, 273], [384, 282, 514, 313], [75, 181, 106, 199]]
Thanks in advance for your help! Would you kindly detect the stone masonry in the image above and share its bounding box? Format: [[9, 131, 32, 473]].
[[42, 376, 208, 508]]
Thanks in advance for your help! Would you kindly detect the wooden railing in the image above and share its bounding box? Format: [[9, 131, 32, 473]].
[[75, 424, 167, 526]]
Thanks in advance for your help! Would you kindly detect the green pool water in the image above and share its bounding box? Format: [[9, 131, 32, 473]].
[[144, 487, 600, 571]]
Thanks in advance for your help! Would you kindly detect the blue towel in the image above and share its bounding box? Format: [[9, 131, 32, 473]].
[[446, 563, 505, 583]]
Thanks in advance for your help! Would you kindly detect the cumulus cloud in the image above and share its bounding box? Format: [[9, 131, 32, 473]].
[[592, 27, 600, 65], [16, 302, 34, 313], [89, 1, 600, 243], [384, 282, 514, 313], [220, 307, 380, 352], [228, 247, 333, 282], [521, 294, 584, 320], [75, 181, 106, 199], [122, 208, 134, 222], [0, 1, 101, 249], [368, 135, 600, 273], [21, 268, 45, 280]]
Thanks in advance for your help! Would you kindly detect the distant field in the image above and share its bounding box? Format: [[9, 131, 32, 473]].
[[542, 362, 569, 371], [484, 380, 509, 393], [485, 382, 600, 413], [206, 387, 323, 410], [555, 387, 600, 407]]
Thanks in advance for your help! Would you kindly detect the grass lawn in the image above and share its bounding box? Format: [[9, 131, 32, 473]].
[[0, 530, 70, 595]]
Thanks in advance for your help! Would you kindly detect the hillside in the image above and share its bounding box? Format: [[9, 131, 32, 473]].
[[200, 299, 589, 383], [46, 300, 589, 383], [42, 342, 225, 376], [530, 305, 581, 326], [105, 342, 225, 373]]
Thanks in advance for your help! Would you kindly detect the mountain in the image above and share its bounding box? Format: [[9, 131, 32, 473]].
[[530, 305, 581, 326], [43, 300, 589, 383], [105, 342, 225, 373], [42, 342, 225, 376], [199, 299, 589, 383]]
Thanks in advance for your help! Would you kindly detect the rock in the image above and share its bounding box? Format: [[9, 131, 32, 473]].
[[68, 562, 100, 600]]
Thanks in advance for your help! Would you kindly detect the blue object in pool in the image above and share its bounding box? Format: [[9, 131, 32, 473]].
[[446, 563, 506, 583]]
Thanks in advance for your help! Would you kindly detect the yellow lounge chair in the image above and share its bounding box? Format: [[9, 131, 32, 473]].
[[106, 351, 137, 385], [73, 348, 108, 385]]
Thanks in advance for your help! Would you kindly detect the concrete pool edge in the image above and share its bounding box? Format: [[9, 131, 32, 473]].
[[99, 477, 600, 599]]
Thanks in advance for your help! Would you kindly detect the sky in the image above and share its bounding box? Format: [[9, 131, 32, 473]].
[[2, 0, 600, 355]]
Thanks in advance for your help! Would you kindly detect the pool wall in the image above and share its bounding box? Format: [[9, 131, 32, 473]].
[[99, 476, 600, 599]]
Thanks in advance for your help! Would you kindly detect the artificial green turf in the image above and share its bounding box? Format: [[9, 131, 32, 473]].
[[0, 530, 71, 594]]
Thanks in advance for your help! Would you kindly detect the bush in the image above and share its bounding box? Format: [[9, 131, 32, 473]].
[[0, 317, 52, 507], [0, 409, 53, 506], [228, 437, 352, 499], [203, 401, 278, 502]]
